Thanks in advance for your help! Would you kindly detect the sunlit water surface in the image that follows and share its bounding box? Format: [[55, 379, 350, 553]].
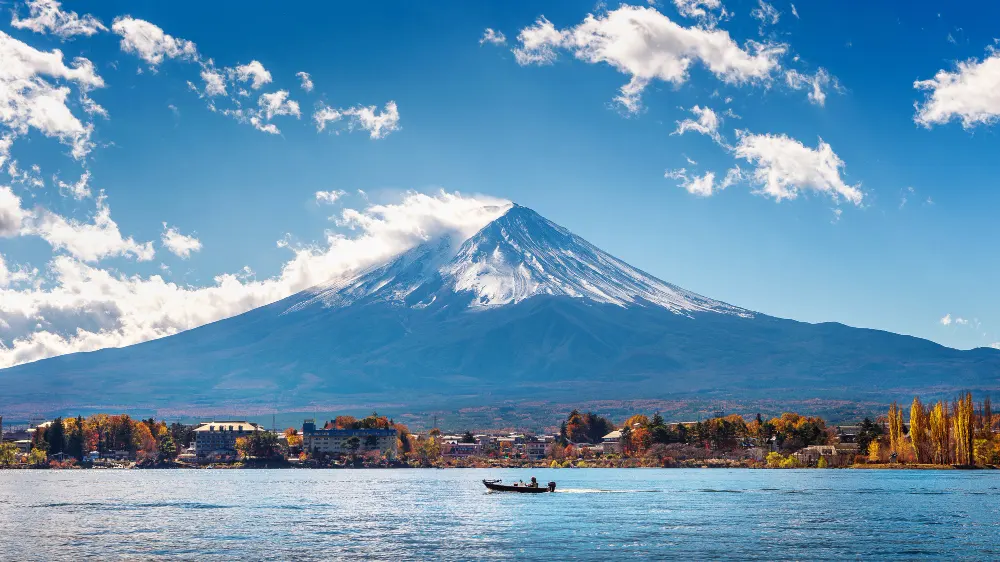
[[1, 468, 999, 560]]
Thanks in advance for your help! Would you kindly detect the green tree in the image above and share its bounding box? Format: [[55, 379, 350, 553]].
[[345, 436, 361, 457], [817, 456, 829, 468], [46, 418, 65, 457], [460, 431, 476, 444], [66, 416, 85, 460], [158, 434, 177, 462], [855, 418, 882, 456], [0, 442, 18, 465], [27, 447, 47, 466]]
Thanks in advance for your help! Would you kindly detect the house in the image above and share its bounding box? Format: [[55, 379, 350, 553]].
[[602, 430, 622, 454], [193, 420, 264, 460], [301, 419, 398, 457], [793, 444, 859, 467], [442, 441, 483, 458]]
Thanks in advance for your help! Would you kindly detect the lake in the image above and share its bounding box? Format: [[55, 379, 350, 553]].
[[1, 468, 998, 560]]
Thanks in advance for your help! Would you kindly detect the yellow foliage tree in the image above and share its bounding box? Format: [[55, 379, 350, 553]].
[[867, 440, 881, 463], [887, 402, 905, 460], [909, 397, 928, 463], [929, 401, 949, 464], [953, 392, 975, 465], [766, 451, 783, 467]]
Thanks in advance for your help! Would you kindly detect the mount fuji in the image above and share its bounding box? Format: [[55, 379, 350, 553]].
[[2, 204, 998, 416]]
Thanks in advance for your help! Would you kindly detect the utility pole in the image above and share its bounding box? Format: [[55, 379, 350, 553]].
[[432, 414, 438, 431]]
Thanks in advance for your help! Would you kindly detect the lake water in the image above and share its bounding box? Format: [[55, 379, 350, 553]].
[[1, 468, 999, 560]]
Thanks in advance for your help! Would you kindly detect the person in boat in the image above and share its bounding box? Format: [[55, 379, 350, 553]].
[[529, 477, 538, 488]]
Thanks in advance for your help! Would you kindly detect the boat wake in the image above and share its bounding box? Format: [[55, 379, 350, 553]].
[[555, 488, 660, 494]]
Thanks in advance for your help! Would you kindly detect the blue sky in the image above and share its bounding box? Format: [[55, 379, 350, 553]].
[[1, 0, 999, 366]]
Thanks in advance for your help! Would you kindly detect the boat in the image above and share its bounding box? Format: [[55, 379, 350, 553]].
[[483, 479, 556, 493]]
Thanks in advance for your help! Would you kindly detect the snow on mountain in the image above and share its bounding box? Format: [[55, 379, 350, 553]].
[[287, 204, 752, 317]]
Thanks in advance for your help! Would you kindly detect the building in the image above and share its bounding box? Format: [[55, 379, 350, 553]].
[[793, 444, 859, 467], [525, 438, 548, 460], [602, 430, 622, 454], [442, 441, 483, 458], [301, 420, 398, 457], [193, 420, 264, 460]]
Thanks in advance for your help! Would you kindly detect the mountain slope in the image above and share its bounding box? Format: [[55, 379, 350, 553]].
[[1, 204, 998, 415]]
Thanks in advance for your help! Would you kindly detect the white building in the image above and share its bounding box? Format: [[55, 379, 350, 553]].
[[602, 430, 622, 454], [193, 421, 264, 460], [301, 420, 398, 457]]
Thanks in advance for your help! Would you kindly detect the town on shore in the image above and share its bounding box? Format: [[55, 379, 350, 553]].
[[1, 392, 997, 470]]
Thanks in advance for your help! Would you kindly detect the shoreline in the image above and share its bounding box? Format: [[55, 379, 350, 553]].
[[3, 462, 993, 471]]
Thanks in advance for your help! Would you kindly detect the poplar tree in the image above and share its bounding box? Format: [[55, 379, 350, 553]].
[[929, 401, 949, 465], [909, 397, 928, 463], [953, 392, 974, 465], [887, 402, 905, 459]]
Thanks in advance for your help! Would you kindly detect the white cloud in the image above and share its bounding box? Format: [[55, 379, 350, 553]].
[[513, 6, 785, 113], [24, 193, 155, 262], [11, 0, 107, 40], [200, 66, 227, 97], [221, 90, 301, 134], [680, 171, 716, 196], [0, 191, 510, 368], [480, 28, 507, 46], [914, 48, 1000, 128], [0, 31, 104, 159], [733, 132, 863, 205], [790, 3, 799, 18], [313, 104, 343, 131], [672, 0, 727, 25], [296, 71, 314, 92], [513, 17, 565, 65], [673, 105, 722, 141], [665, 167, 736, 197], [0, 186, 27, 237], [111, 17, 198, 67], [344, 101, 400, 139], [315, 190, 347, 204], [56, 170, 91, 199], [232, 60, 272, 90], [786, 68, 837, 106], [751, 0, 780, 26], [259, 90, 300, 120], [161, 223, 202, 258], [941, 313, 970, 326]]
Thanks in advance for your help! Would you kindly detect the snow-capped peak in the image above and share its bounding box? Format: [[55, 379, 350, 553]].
[[287, 204, 751, 317]]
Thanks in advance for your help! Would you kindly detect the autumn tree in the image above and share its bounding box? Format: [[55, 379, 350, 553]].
[[284, 428, 303, 452], [332, 416, 358, 430], [887, 402, 905, 460], [909, 397, 929, 463], [979, 396, 993, 439], [27, 447, 47, 466], [953, 392, 975, 465], [929, 401, 950, 464], [131, 420, 158, 461], [0, 442, 17, 465]]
